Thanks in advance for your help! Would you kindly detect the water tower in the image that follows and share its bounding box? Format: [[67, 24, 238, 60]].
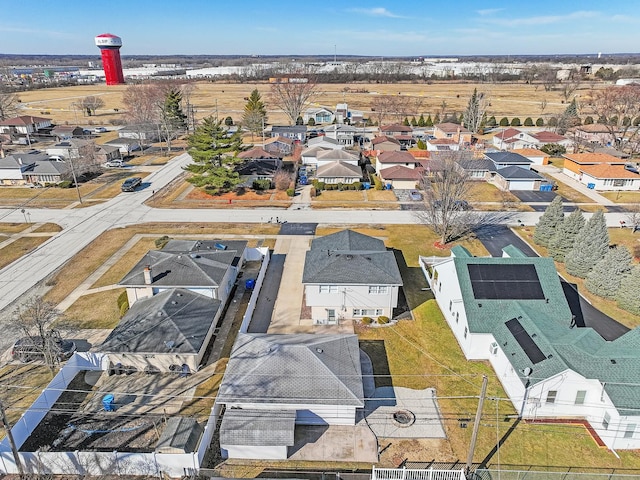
[[94, 33, 125, 85]]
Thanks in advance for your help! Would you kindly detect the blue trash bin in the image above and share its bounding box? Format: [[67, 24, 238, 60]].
[[102, 394, 115, 412], [245, 279, 255, 290]]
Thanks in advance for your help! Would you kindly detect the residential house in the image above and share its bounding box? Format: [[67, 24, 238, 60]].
[[426, 138, 460, 151], [316, 161, 361, 185], [300, 146, 329, 172], [420, 245, 640, 451], [0, 115, 52, 136], [98, 288, 222, 373], [235, 159, 281, 188], [572, 124, 618, 147], [335, 102, 349, 123], [316, 149, 359, 168], [378, 165, 423, 189], [303, 107, 334, 125], [119, 239, 247, 307], [307, 135, 343, 150], [104, 137, 141, 156], [118, 125, 159, 142], [25, 158, 70, 184], [0, 150, 47, 185], [375, 150, 424, 175], [51, 125, 85, 140], [533, 130, 573, 148], [457, 157, 497, 180], [492, 165, 545, 191], [493, 128, 572, 150], [217, 333, 365, 459], [237, 146, 282, 162], [270, 125, 306, 142], [302, 230, 403, 324], [562, 152, 631, 189], [484, 151, 533, 170], [322, 124, 357, 147], [512, 148, 549, 166], [577, 164, 640, 191], [46, 139, 120, 170], [264, 136, 294, 156], [433, 123, 472, 145], [371, 136, 401, 152], [380, 124, 412, 137]]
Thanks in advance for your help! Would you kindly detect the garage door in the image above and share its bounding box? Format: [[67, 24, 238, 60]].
[[509, 180, 536, 190]]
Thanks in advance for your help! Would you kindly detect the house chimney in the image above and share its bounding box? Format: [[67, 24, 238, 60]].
[[143, 265, 153, 285]]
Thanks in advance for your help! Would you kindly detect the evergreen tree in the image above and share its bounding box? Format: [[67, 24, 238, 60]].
[[510, 117, 521, 126], [425, 114, 434, 127], [548, 117, 558, 127], [558, 98, 580, 134], [410, 116, 418, 127], [433, 113, 440, 124], [584, 116, 594, 125], [533, 196, 564, 247], [585, 246, 632, 298], [296, 116, 304, 125], [536, 118, 544, 127], [565, 210, 610, 278], [463, 88, 486, 133], [416, 138, 427, 150], [185, 116, 244, 194], [499, 117, 509, 126], [162, 89, 187, 131], [617, 265, 640, 315], [403, 117, 410, 126], [524, 117, 534, 126], [548, 209, 585, 262], [486, 116, 497, 127], [242, 88, 268, 139], [307, 118, 316, 126], [418, 114, 426, 127], [224, 116, 233, 126]]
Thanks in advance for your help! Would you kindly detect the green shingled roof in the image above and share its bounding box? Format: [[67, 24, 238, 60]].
[[452, 249, 640, 415]]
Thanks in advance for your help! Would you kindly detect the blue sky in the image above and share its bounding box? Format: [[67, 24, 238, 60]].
[[0, 0, 637, 56]]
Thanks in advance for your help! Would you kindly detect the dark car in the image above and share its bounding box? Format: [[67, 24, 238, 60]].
[[121, 177, 142, 192], [11, 336, 76, 363]]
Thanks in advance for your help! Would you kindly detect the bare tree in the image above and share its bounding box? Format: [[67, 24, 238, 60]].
[[419, 153, 475, 244], [540, 98, 548, 116], [79, 96, 105, 116], [269, 77, 318, 125], [370, 95, 395, 125], [14, 297, 64, 374], [0, 88, 19, 120], [561, 69, 581, 102], [589, 84, 640, 154], [538, 66, 559, 92], [626, 204, 640, 233]]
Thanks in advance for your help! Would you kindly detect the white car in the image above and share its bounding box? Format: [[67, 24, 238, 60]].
[[93, 127, 108, 133], [104, 160, 125, 168]]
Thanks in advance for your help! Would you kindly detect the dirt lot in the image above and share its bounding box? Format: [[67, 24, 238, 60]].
[[16, 80, 595, 127]]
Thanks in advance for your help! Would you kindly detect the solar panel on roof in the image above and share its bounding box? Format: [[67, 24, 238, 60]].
[[505, 318, 546, 364], [468, 264, 544, 300]]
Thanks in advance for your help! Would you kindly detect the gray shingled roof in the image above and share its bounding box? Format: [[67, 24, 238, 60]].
[[217, 333, 365, 407], [98, 288, 221, 354], [155, 417, 203, 454], [119, 249, 240, 288], [309, 229, 385, 252], [303, 250, 403, 285], [484, 151, 533, 165], [495, 165, 544, 180], [162, 239, 247, 255], [316, 149, 359, 162], [316, 161, 361, 178], [220, 409, 296, 446], [457, 157, 496, 172]]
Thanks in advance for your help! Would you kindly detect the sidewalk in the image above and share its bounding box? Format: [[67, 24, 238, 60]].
[[288, 184, 312, 210], [537, 166, 616, 206]]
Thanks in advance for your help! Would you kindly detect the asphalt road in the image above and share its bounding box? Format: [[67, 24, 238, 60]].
[[475, 225, 629, 341]]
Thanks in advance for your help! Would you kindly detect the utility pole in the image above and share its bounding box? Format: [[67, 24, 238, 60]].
[[0, 400, 24, 476], [67, 157, 83, 204], [466, 375, 488, 477]]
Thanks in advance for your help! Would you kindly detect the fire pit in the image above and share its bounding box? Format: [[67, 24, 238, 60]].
[[391, 409, 416, 427]]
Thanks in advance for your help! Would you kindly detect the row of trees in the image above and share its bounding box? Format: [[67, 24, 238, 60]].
[[534, 198, 640, 314]]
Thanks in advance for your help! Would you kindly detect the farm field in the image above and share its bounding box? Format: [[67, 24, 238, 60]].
[[15, 80, 600, 127]]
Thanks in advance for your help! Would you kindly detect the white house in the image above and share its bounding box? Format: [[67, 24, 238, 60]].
[[119, 239, 247, 307], [217, 333, 365, 459], [316, 161, 362, 185], [302, 230, 403, 325], [0, 115, 52, 135], [303, 106, 335, 125], [419, 245, 640, 451], [322, 124, 357, 146], [316, 148, 359, 168]]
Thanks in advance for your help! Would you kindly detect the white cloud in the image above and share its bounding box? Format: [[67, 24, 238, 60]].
[[348, 7, 405, 18]]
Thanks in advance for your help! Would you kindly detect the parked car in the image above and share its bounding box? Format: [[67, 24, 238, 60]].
[[104, 160, 125, 168], [409, 190, 423, 201], [93, 127, 108, 133], [121, 177, 142, 192], [11, 335, 76, 363]]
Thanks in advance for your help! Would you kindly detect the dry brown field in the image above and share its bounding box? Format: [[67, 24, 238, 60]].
[[16, 80, 602, 127]]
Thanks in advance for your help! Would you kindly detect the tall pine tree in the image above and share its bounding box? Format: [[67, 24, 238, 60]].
[[585, 246, 632, 298], [617, 265, 640, 315], [548, 209, 585, 262], [533, 196, 564, 247], [185, 116, 244, 194], [565, 210, 610, 278]]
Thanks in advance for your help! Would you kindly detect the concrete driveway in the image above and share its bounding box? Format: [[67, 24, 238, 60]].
[[289, 424, 378, 463]]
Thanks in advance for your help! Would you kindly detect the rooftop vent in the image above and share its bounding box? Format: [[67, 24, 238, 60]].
[[316, 348, 324, 353], [611, 359, 617, 364]]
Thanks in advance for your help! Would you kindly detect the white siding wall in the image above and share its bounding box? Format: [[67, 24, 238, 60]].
[[221, 444, 288, 460], [580, 174, 640, 191], [305, 284, 398, 323]]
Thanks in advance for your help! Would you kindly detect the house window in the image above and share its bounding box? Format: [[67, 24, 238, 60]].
[[353, 308, 383, 317], [319, 285, 338, 294], [575, 390, 587, 405], [368, 286, 388, 294], [456, 312, 459, 323], [603, 412, 611, 430], [546, 390, 557, 404], [463, 327, 468, 339], [625, 424, 636, 439]]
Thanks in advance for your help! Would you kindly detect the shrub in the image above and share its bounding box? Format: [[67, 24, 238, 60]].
[[117, 290, 129, 317], [307, 118, 315, 126], [58, 180, 73, 188], [252, 179, 272, 191], [361, 317, 373, 325], [224, 116, 233, 126], [286, 188, 295, 197], [312, 180, 325, 191], [524, 117, 534, 126], [352, 181, 362, 190], [510, 117, 522, 126], [499, 117, 509, 126], [155, 235, 170, 249], [309, 186, 317, 197], [377, 315, 390, 324], [540, 143, 566, 156], [371, 173, 383, 190], [536, 118, 544, 127], [584, 116, 594, 125]]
